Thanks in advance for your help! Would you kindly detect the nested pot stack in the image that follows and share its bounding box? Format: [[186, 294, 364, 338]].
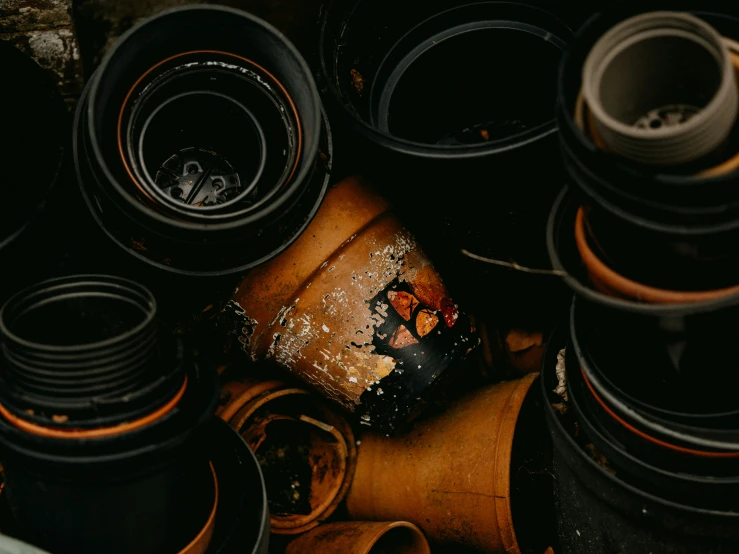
[[545, 4, 739, 553], [0, 275, 269, 554]]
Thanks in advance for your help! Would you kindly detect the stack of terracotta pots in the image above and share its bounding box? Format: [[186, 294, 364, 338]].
[[546, 4, 739, 553]]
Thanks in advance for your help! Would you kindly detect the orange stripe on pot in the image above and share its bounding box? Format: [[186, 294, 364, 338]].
[[0, 375, 187, 439], [179, 461, 219, 554], [580, 368, 739, 458], [346, 373, 538, 553], [574, 207, 739, 303], [284, 521, 430, 554], [116, 50, 302, 209], [217, 375, 357, 535]]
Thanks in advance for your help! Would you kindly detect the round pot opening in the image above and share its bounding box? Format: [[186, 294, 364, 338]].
[[137, 92, 265, 210], [238, 393, 349, 528], [582, 11, 738, 165], [321, 0, 571, 155], [367, 523, 429, 553], [120, 51, 302, 220], [371, 22, 564, 146]]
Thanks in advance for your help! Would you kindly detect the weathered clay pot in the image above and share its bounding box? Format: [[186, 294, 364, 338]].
[[284, 521, 430, 554], [346, 373, 553, 553], [216, 374, 356, 535], [225, 176, 478, 432]]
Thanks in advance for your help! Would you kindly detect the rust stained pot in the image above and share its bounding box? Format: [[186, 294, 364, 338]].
[[346, 373, 549, 553], [217, 376, 356, 535], [227, 175, 479, 432], [284, 521, 430, 554]]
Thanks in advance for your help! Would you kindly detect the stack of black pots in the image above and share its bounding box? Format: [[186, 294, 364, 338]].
[[0, 275, 268, 554], [544, 3, 739, 553], [75, 5, 331, 278]]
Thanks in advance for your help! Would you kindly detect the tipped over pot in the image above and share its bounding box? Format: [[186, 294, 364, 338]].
[[0, 275, 220, 554], [284, 521, 430, 554], [542, 321, 739, 553], [223, 176, 479, 433], [216, 373, 356, 535], [345, 373, 555, 553], [74, 4, 331, 276]]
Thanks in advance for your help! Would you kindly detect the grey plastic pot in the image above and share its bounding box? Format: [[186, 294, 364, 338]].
[[583, 11, 738, 166]]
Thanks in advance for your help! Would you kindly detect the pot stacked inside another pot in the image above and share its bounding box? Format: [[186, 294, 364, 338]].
[[545, 4, 739, 553], [0, 275, 269, 554]]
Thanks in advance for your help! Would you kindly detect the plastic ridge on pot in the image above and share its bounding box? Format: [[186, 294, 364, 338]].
[[346, 372, 553, 553], [216, 374, 356, 535], [0, 275, 220, 554], [223, 175, 479, 433], [284, 521, 431, 554], [583, 11, 738, 166], [74, 4, 331, 276]]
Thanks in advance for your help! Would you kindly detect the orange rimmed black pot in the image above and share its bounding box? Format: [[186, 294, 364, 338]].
[[0, 275, 221, 554], [73, 4, 331, 276]]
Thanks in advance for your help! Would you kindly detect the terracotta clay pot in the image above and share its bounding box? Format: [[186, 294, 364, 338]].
[[284, 521, 430, 554], [346, 373, 553, 553], [225, 175, 479, 432], [216, 375, 356, 535]]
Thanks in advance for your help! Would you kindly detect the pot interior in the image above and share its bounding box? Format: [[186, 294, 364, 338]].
[[597, 33, 721, 129], [326, 0, 571, 148], [372, 24, 563, 146]]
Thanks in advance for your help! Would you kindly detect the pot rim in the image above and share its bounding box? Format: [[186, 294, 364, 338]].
[[547, 187, 739, 315], [318, 0, 570, 160], [0, 274, 157, 354], [179, 461, 219, 554], [118, 51, 299, 220], [581, 11, 736, 146], [575, 207, 739, 303], [86, 3, 321, 234]]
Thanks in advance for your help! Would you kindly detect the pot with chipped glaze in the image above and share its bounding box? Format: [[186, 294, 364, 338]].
[[224, 176, 479, 433]]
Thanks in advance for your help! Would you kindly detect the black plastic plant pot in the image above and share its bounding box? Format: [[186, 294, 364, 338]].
[[0, 275, 220, 554], [74, 4, 332, 277], [203, 418, 270, 554], [564, 313, 739, 509], [541, 324, 739, 554], [318, 0, 574, 321], [548, 189, 739, 424], [557, 3, 739, 290]]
